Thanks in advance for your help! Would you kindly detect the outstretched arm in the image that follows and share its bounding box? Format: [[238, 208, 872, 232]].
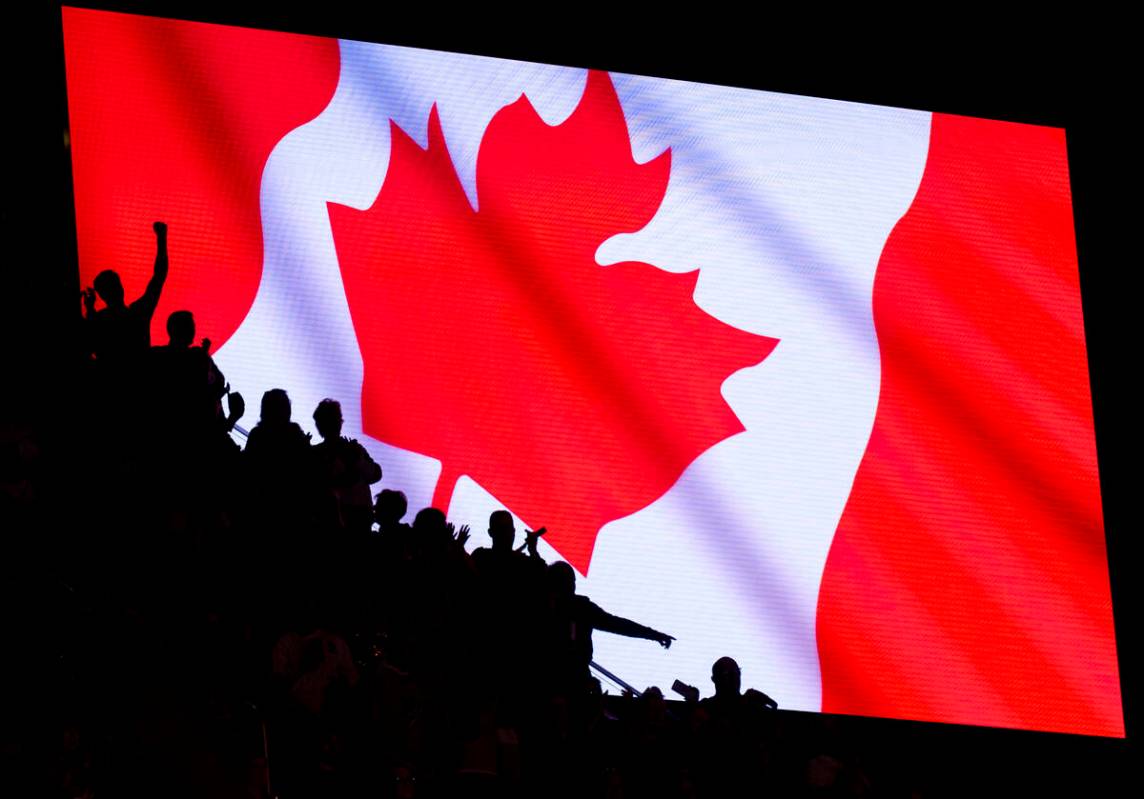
[[590, 603, 674, 648]]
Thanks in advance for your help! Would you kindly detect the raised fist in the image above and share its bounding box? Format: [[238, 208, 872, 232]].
[[226, 390, 245, 422]]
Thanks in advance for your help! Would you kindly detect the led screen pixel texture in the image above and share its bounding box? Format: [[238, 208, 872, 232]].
[[62, 6, 1122, 736]]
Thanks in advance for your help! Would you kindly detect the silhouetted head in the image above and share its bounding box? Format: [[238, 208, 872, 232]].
[[412, 507, 453, 553], [711, 656, 741, 697], [413, 507, 448, 540], [313, 398, 343, 440], [93, 270, 125, 308], [374, 489, 408, 526], [547, 560, 576, 599], [166, 310, 195, 348], [639, 686, 667, 724], [259, 389, 292, 426], [488, 509, 515, 550]]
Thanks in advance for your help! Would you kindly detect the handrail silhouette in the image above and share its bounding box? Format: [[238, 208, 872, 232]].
[[590, 660, 642, 697]]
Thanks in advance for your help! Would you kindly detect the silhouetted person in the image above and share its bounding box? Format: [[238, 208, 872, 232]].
[[466, 510, 548, 716], [623, 686, 686, 799], [393, 508, 475, 690], [151, 310, 243, 438], [272, 604, 360, 716], [710, 656, 741, 702], [243, 389, 312, 535], [141, 310, 245, 535], [471, 510, 545, 567], [82, 221, 169, 366], [270, 600, 361, 796], [374, 489, 409, 533], [374, 489, 413, 559], [310, 399, 382, 536], [702, 656, 777, 713], [472, 512, 545, 620], [543, 560, 673, 699], [245, 389, 309, 454], [695, 656, 778, 797]]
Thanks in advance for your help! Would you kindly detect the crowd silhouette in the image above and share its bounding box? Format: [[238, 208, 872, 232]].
[[23, 221, 910, 798]]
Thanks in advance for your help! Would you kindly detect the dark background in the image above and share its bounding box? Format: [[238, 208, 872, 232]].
[[6, 3, 1135, 791]]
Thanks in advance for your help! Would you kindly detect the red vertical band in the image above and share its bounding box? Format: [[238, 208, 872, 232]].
[[63, 7, 340, 350], [817, 113, 1122, 736]]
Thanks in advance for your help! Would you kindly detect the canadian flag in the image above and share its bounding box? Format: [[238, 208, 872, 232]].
[[63, 7, 1122, 736]]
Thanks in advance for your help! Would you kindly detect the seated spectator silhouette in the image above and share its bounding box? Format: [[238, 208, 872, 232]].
[[310, 399, 382, 536], [543, 560, 673, 698], [270, 601, 361, 795], [82, 221, 169, 367]]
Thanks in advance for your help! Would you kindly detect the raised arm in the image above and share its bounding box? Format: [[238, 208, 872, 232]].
[[80, 288, 97, 358], [524, 527, 546, 560], [81, 287, 97, 320], [138, 221, 169, 316]]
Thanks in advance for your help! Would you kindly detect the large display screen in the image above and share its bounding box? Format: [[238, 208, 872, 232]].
[[62, 6, 1123, 736]]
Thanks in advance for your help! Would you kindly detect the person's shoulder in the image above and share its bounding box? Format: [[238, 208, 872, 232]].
[[471, 546, 498, 567], [127, 294, 155, 314], [573, 595, 601, 612], [347, 436, 373, 454]]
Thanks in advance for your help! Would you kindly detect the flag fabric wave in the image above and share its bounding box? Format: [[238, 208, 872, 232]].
[[817, 113, 1121, 736], [62, 7, 1122, 736]]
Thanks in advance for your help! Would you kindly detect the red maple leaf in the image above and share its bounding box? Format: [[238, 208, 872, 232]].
[[329, 71, 778, 573]]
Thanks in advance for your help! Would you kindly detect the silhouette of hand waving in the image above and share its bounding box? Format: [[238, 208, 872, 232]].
[[455, 524, 471, 547], [445, 522, 471, 548]]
